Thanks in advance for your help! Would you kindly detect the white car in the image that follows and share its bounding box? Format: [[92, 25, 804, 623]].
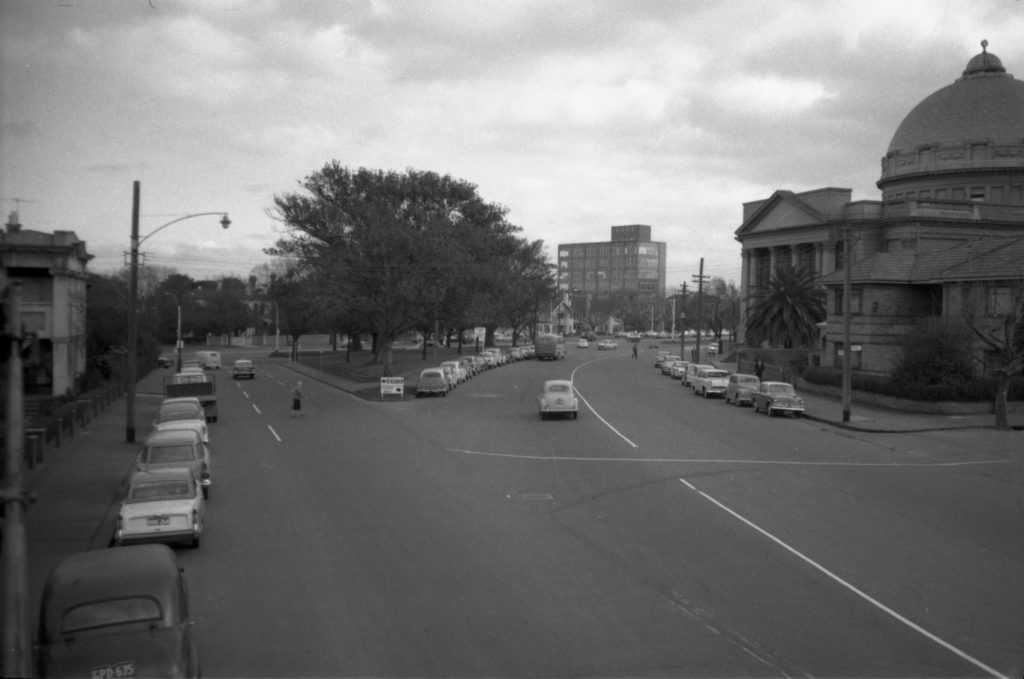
[[440, 360, 467, 385], [597, 339, 618, 350], [691, 368, 730, 397], [576, 338, 589, 348], [538, 380, 579, 420], [152, 397, 209, 443], [115, 468, 206, 548]]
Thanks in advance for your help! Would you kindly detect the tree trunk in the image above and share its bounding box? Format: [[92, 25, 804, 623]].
[[993, 372, 1010, 430]]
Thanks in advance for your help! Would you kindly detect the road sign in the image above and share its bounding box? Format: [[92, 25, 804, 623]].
[[380, 376, 404, 398]]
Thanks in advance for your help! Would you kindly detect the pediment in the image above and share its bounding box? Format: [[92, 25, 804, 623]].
[[735, 191, 829, 237]]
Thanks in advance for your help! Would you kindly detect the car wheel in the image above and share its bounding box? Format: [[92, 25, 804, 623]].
[[767, 407, 775, 417], [202, 487, 209, 500], [572, 411, 578, 419], [540, 412, 546, 420], [189, 535, 201, 549]]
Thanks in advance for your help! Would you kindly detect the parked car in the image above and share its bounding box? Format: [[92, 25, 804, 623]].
[[115, 468, 206, 548], [440, 360, 467, 385], [725, 373, 760, 406], [597, 339, 618, 350], [751, 381, 806, 417], [692, 368, 731, 397], [157, 355, 174, 369], [458, 356, 478, 377], [484, 347, 509, 365], [576, 338, 589, 348], [683, 363, 714, 388], [538, 379, 579, 420], [231, 359, 255, 379], [136, 429, 212, 499], [660, 355, 681, 375], [37, 544, 201, 678], [416, 367, 450, 396], [654, 351, 669, 367], [152, 397, 208, 443], [670, 360, 690, 379]]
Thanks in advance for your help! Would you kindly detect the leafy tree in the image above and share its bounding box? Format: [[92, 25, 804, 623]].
[[744, 264, 825, 348], [269, 164, 525, 374], [268, 264, 323, 359]]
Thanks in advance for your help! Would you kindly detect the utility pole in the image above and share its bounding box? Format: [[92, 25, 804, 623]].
[[692, 259, 708, 363], [3, 282, 32, 677], [126, 180, 140, 442], [678, 283, 688, 356], [842, 226, 852, 423]]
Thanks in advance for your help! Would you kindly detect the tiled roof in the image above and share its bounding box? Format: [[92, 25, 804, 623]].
[[820, 238, 1024, 286]]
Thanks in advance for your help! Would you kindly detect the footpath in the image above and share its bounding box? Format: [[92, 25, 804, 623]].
[[6, 358, 1022, 638]]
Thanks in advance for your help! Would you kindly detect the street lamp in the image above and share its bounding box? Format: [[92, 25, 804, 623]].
[[165, 292, 184, 372], [126, 180, 229, 442]]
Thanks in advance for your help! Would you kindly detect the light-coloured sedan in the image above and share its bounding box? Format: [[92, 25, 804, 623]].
[[153, 397, 208, 443], [115, 469, 205, 549], [724, 373, 760, 406], [538, 380, 579, 420], [136, 429, 212, 499], [751, 381, 806, 417]]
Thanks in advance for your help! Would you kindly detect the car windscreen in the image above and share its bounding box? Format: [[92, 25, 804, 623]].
[[144, 445, 196, 463], [739, 377, 759, 384], [128, 480, 194, 502], [60, 596, 163, 635], [767, 384, 794, 394], [706, 371, 729, 378]]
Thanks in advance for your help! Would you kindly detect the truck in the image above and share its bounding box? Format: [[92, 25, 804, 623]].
[[534, 333, 565, 360], [164, 372, 218, 422]]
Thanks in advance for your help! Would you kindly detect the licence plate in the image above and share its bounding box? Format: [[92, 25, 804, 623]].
[[92, 661, 135, 678], [146, 515, 170, 526]]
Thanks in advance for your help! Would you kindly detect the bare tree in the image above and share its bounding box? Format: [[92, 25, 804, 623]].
[[961, 282, 1024, 430]]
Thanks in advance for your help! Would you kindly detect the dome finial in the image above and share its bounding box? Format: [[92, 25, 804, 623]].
[[981, 39, 988, 53]]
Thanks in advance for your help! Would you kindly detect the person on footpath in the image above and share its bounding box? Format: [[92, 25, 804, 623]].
[[632, 342, 638, 359], [291, 380, 305, 417]]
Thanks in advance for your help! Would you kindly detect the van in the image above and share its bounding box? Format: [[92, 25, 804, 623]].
[[195, 351, 221, 370], [535, 333, 565, 360]]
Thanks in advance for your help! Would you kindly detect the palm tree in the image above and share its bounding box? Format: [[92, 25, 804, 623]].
[[745, 264, 826, 348]]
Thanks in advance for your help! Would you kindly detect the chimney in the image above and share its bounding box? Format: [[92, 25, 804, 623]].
[[6, 210, 21, 233]]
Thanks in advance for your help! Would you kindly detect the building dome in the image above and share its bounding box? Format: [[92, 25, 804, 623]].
[[878, 41, 1024, 196]]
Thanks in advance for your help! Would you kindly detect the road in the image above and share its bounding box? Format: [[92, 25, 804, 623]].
[[176, 349, 1024, 677]]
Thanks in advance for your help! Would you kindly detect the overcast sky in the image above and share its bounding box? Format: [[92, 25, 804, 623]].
[[2, 0, 1021, 291]]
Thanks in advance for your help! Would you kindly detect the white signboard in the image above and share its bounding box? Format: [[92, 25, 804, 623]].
[[380, 376, 404, 398]]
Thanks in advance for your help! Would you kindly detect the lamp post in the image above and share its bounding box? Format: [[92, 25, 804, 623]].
[[165, 292, 184, 372], [126, 180, 229, 442]]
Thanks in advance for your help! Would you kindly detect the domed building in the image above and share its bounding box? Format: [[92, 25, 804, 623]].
[[734, 41, 1024, 376]]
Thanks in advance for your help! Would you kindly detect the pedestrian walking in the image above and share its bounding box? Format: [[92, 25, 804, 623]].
[[632, 342, 638, 359], [290, 380, 305, 417]]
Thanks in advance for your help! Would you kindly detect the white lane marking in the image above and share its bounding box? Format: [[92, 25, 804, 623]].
[[570, 360, 638, 448], [444, 448, 1010, 467], [267, 425, 281, 442], [252, 404, 261, 415], [676, 477, 1008, 679], [242, 390, 250, 398]]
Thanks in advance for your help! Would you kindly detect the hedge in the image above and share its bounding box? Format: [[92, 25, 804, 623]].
[[802, 367, 1024, 402]]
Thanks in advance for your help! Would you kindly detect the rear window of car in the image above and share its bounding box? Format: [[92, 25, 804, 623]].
[[61, 596, 163, 634], [156, 407, 201, 423], [767, 384, 794, 394], [128, 480, 194, 502], [705, 371, 729, 378], [547, 384, 571, 393], [144, 445, 196, 463]]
